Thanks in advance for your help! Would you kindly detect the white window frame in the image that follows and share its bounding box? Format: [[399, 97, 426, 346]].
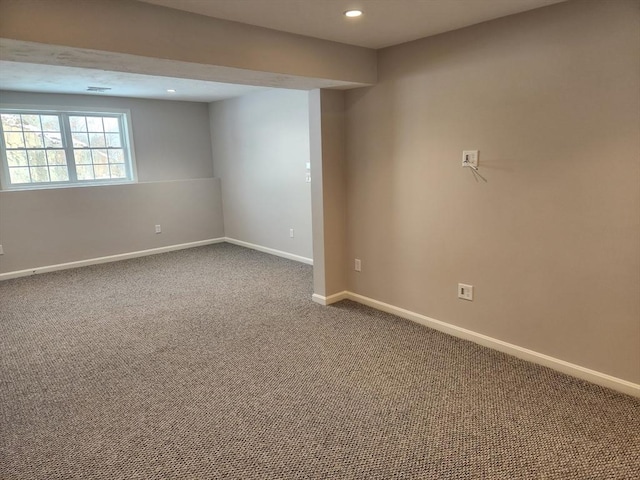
[[0, 104, 138, 191]]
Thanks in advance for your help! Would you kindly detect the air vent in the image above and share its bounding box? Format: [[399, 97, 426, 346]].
[[86, 86, 112, 93]]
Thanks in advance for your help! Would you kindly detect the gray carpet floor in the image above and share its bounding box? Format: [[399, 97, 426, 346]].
[[0, 243, 638, 479]]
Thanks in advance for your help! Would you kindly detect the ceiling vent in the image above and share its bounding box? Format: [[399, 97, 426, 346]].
[[86, 86, 112, 93]]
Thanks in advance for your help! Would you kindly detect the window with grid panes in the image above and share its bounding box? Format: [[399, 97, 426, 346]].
[[0, 109, 136, 189]]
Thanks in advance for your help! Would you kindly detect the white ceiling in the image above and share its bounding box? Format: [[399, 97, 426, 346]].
[[0, 61, 269, 103], [139, 0, 566, 49], [0, 0, 567, 102]]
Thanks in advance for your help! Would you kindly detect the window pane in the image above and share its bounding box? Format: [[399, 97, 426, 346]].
[[103, 117, 119, 133], [110, 164, 126, 178], [7, 150, 28, 167], [74, 149, 92, 165], [94, 164, 110, 179], [108, 149, 125, 163], [2, 109, 134, 188], [28, 150, 47, 166], [76, 165, 94, 180], [89, 132, 106, 148], [24, 132, 44, 148], [86, 117, 103, 131], [30, 166, 50, 182], [44, 132, 63, 148], [46, 150, 67, 166], [9, 167, 30, 183], [21, 114, 41, 130], [105, 133, 121, 148], [41, 115, 60, 132], [4, 132, 25, 148], [1, 114, 22, 131], [72, 132, 89, 148], [49, 166, 69, 182], [92, 149, 108, 164], [69, 116, 87, 132]]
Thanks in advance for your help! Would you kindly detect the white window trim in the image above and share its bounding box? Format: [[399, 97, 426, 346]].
[[0, 104, 138, 191]]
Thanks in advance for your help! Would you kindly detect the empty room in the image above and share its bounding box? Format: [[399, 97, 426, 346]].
[[0, 0, 638, 479]]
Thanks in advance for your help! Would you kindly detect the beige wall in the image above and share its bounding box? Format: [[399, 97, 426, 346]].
[[310, 89, 348, 298], [0, 92, 224, 273], [0, 91, 215, 181], [0, 179, 224, 273], [0, 0, 376, 88], [210, 89, 312, 259], [345, 0, 640, 383], [1, 0, 637, 387]]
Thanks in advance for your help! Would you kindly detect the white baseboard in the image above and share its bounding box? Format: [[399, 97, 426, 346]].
[[0, 238, 226, 281], [0, 237, 311, 281], [312, 291, 349, 306], [335, 291, 639, 398], [5, 242, 635, 397], [224, 237, 313, 265]]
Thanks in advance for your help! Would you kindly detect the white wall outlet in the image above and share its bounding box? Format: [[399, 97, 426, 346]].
[[289, 228, 295, 238], [354, 258, 362, 272], [458, 283, 473, 301], [0, 244, 3, 255], [155, 224, 162, 234], [462, 150, 479, 168]]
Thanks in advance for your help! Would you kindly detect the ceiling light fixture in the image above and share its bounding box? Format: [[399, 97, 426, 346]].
[[167, 89, 176, 93], [344, 10, 363, 18]]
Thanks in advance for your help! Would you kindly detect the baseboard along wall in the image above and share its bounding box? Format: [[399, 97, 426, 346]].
[[311, 291, 640, 398], [1, 240, 635, 398], [0, 237, 313, 281], [0, 238, 226, 281], [224, 237, 313, 265]]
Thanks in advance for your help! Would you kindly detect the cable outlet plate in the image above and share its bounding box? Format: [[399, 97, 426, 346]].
[[458, 283, 473, 301], [462, 150, 479, 168]]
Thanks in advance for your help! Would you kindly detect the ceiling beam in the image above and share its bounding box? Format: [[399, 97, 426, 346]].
[[0, 0, 376, 89]]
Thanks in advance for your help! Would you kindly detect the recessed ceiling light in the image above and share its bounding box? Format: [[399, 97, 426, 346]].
[[167, 89, 176, 93], [344, 10, 363, 18]]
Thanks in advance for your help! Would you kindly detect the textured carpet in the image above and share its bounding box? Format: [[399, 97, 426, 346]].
[[0, 243, 638, 479]]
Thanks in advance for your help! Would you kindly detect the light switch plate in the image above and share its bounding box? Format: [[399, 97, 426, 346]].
[[458, 283, 473, 301]]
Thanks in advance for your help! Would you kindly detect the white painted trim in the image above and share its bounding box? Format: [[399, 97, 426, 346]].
[[0, 238, 225, 281], [4, 242, 634, 397], [344, 292, 639, 398], [224, 237, 313, 265], [312, 291, 348, 305]]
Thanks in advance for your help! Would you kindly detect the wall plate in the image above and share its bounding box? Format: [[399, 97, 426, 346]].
[[462, 150, 479, 168]]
